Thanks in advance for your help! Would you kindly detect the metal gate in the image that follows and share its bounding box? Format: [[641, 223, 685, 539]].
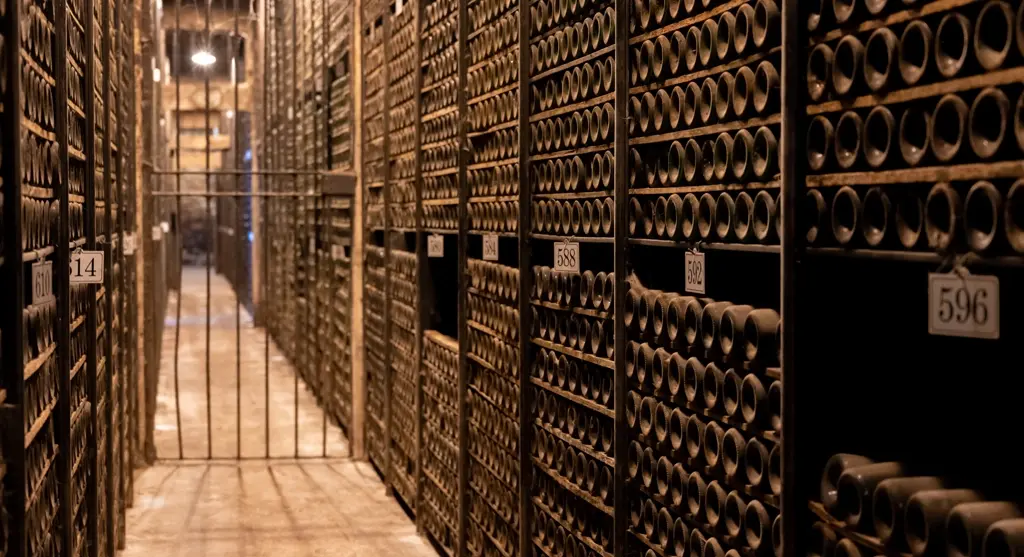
[[147, 0, 355, 461], [148, 184, 354, 461]]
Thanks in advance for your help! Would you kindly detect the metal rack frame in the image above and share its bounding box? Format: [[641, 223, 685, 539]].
[[0, 0, 138, 554]]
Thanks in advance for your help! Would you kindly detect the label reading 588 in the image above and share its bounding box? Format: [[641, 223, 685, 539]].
[[554, 242, 580, 272]]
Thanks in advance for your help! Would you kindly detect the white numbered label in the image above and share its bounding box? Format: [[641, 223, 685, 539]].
[[427, 235, 444, 258], [483, 234, 499, 261], [152, 225, 163, 241], [928, 273, 999, 339], [331, 244, 346, 261], [31, 261, 55, 305], [554, 242, 580, 272], [684, 251, 706, 294], [70, 251, 104, 284], [123, 233, 137, 255]]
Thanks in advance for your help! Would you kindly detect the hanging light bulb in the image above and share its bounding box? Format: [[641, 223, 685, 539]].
[[191, 50, 216, 66]]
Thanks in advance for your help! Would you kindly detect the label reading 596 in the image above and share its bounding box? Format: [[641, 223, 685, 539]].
[[554, 242, 580, 272], [928, 273, 999, 339]]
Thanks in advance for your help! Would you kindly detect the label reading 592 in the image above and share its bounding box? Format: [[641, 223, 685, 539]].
[[928, 273, 999, 339], [684, 251, 706, 294], [70, 251, 105, 284], [483, 234, 499, 261], [554, 242, 580, 272], [427, 234, 445, 258]]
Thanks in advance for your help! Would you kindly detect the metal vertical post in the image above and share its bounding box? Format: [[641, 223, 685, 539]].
[[381, 8, 392, 490], [613, 0, 628, 554], [412, 0, 424, 521], [320, 0, 330, 459], [456, 0, 469, 550], [103, 0, 116, 547], [780, 2, 799, 556], [1, 0, 26, 552], [55, 0, 74, 550], [84, 0, 101, 549], [515, 0, 532, 551]]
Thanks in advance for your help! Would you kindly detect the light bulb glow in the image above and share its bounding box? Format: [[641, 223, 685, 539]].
[[191, 50, 216, 66]]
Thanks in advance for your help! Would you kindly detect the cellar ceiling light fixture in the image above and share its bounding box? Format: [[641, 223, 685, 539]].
[[191, 50, 216, 66]]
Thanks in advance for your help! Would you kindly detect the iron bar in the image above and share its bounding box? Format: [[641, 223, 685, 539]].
[[205, 0, 215, 461], [153, 169, 323, 175], [172, 0, 186, 461], [292, 0, 300, 460], [234, 0, 242, 460], [264, 0, 273, 461], [150, 191, 319, 197]]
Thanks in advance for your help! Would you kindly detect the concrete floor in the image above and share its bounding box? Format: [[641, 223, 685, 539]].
[[123, 268, 434, 557]]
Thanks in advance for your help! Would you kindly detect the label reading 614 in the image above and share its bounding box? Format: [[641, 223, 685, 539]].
[[554, 242, 580, 272], [70, 251, 104, 284], [928, 273, 999, 339]]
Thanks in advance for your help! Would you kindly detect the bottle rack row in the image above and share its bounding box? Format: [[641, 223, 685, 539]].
[[335, 2, 1024, 557], [1, 0, 139, 555], [260, 0, 357, 448]]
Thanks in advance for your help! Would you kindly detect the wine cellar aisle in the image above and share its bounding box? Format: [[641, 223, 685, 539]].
[[3, 0, 1024, 556], [119, 460, 439, 557], [152, 267, 349, 459]]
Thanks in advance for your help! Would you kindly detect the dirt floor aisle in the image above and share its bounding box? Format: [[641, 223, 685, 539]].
[[122, 268, 433, 557]]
